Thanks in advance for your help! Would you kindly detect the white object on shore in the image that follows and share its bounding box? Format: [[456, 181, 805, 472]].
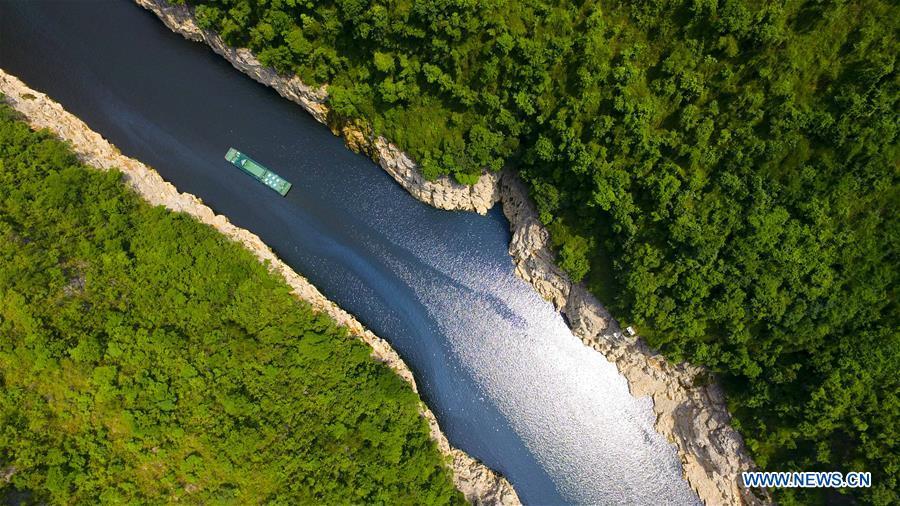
[[625, 326, 636, 337]]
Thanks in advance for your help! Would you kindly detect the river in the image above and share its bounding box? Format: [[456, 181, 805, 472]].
[[0, 2, 699, 504]]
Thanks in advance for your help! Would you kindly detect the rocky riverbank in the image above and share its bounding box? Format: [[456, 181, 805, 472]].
[[134, 1, 765, 503], [500, 173, 764, 505], [0, 69, 519, 506]]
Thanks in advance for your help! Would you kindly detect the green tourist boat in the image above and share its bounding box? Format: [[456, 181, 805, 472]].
[[225, 147, 292, 196]]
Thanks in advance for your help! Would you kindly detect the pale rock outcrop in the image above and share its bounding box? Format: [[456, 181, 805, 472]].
[[368, 135, 501, 215], [133, 1, 769, 503], [0, 69, 518, 506]]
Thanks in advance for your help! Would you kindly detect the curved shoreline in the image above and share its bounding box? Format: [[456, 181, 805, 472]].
[[134, 1, 765, 503], [0, 69, 519, 506]]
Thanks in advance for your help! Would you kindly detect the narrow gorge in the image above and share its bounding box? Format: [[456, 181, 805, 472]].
[[134, 1, 763, 504]]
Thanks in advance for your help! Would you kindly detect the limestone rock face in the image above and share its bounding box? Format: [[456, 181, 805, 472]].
[[339, 122, 502, 214], [132, 1, 769, 504], [371, 135, 501, 215], [0, 69, 519, 506]]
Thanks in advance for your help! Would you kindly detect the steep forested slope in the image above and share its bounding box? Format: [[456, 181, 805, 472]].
[[176, 0, 898, 503], [0, 103, 462, 505]]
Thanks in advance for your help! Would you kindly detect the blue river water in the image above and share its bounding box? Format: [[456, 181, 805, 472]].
[[0, 2, 699, 504]]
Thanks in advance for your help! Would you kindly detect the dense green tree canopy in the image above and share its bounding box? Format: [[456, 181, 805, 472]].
[[180, 0, 898, 503], [0, 103, 462, 505]]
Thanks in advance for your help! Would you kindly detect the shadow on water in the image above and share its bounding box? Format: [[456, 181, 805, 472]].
[[0, 2, 699, 504]]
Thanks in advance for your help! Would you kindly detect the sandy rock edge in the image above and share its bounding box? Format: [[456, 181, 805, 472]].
[[132, 1, 767, 504], [0, 69, 518, 506]]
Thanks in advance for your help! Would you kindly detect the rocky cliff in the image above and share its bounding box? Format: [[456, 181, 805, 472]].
[[133, 1, 766, 503], [0, 69, 519, 506]]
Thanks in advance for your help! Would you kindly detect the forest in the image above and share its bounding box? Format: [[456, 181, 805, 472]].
[[0, 103, 462, 504], [179, 0, 899, 503]]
